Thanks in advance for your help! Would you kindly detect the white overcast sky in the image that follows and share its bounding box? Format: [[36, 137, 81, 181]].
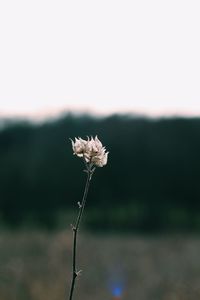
[[0, 0, 200, 118]]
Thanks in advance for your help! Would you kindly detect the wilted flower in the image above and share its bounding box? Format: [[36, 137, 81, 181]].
[[71, 137, 87, 157], [68, 136, 109, 300], [71, 136, 108, 167]]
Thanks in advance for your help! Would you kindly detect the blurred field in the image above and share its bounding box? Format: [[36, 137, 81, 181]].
[[0, 230, 200, 300]]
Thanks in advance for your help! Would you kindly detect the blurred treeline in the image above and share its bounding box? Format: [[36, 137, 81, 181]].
[[0, 113, 200, 232]]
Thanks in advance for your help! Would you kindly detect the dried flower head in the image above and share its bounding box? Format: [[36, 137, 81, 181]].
[[71, 137, 87, 157], [71, 136, 108, 167]]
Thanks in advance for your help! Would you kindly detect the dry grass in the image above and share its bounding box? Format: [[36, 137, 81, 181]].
[[0, 230, 200, 300]]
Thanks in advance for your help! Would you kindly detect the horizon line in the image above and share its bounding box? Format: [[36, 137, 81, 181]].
[[0, 107, 200, 122]]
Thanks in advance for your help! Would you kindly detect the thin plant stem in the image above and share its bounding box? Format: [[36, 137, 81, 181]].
[[68, 165, 94, 300]]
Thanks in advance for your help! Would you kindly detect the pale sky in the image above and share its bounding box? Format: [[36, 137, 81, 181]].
[[0, 0, 200, 118]]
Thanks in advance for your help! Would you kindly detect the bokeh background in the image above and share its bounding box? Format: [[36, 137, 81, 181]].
[[1, 0, 200, 299]]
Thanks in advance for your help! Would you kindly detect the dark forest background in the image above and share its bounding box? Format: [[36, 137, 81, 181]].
[[0, 113, 200, 233]]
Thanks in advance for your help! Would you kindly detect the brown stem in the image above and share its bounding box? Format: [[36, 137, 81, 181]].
[[68, 166, 94, 300]]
